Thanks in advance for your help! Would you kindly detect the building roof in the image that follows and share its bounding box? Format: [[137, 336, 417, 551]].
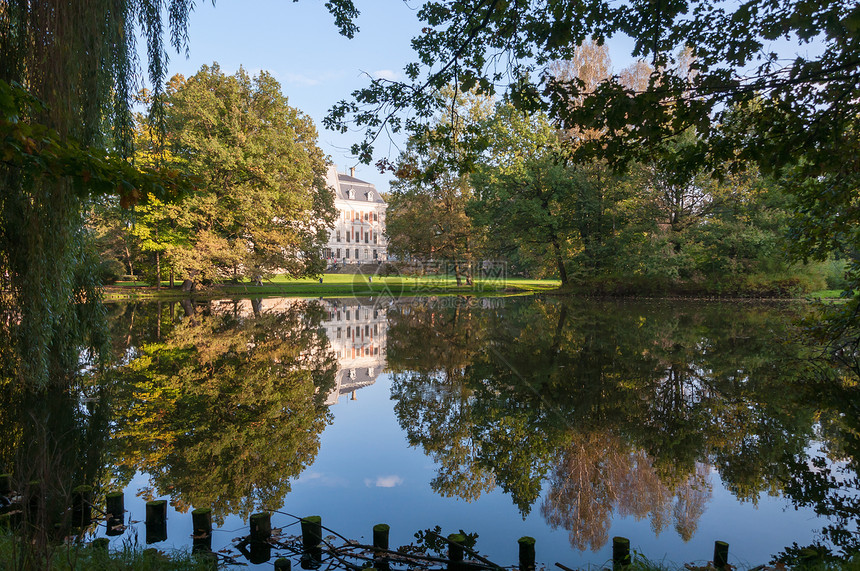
[[326, 165, 386, 205]]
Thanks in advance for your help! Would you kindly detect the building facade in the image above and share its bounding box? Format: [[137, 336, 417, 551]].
[[319, 298, 388, 405], [323, 165, 388, 266], [209, 297, 388, 406]]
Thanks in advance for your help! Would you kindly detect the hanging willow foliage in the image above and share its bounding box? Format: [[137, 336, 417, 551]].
[[0, 0, 196, 389]]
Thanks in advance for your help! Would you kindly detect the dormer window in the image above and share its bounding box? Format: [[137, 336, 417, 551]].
[[367, 191, 374, 201], [347, 187, 355, 199]]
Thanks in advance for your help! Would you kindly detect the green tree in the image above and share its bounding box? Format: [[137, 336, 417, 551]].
[[0, 1, 361, 389], [155, 65, 334, 287], [106, 299, 337, 522], [329, 0, 858, 300], [386, 88, 492, 283]]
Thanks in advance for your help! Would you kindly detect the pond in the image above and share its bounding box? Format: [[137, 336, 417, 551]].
[[2, 295, 858, 568]]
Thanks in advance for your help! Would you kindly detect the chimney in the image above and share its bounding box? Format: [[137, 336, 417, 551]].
[[349, 167, 355, 177]]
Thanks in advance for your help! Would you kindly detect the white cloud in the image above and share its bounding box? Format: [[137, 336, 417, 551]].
[[371, 69, 399, 81], [364, 475, 404, 488]]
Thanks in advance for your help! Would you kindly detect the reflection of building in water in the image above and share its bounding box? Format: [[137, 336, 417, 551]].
[[320, 299, 388, 405], [207, 297, 388, 405]]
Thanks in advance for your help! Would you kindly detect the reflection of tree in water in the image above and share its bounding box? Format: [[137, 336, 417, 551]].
[[107, 299, 337, 523], [388, 300, 499, 502], [0, 378, 114, 553], [540, 431, 711, 551], [387, 298, 860, 552]]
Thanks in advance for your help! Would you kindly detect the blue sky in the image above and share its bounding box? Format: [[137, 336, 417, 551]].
[[154, 1, 425, 194], [154, 1, 821, 195], [149, 1, 638, 194]]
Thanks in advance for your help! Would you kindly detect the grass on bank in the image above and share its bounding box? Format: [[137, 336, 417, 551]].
[[106, 274, 562, 300], [0, 532, 215, 570]]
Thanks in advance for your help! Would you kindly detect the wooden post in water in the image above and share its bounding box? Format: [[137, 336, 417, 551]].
[[250, 512, 272, 540], [612, 537, 631, 570], [301, 515, 322, 548], [193, 507, 212, 536], [518, 536, 536, 571], [447, 533, 466, 571], [373, 523, 390, 550], [275, 558, 292, 571], [71, 485, 93, 528], [191, 507, 213, 553], [374, 523, 390, 570], [145, 500, 167, 525], [249, 540, 272, 565], [713, 541, 729, 570], [145, 500, 167, 544], [105, 492, 124, 536], [301, 545, 323, 569]]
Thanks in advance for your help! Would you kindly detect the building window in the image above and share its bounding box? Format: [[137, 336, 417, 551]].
[[364, 212, 369, 221], [367, 191, 374, 201], [373, 212, 378, 222], [364, 232, 369, 243], [336, 327, 342, 339], [336, 248, 341, 258], [345, 249, 350, 259], [346, 310, 350, 320], [373, 233, 378, 244], [336, 230, 341, 241], [373, 249, 378, 260], [355, 248, 359, 259]]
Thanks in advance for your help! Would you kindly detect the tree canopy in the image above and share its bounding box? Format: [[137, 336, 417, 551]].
[[328, 0, 859, 299], [158, 64, 334, 285]]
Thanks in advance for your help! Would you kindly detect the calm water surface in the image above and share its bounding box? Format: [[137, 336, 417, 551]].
[[5, 295, 859, 568]]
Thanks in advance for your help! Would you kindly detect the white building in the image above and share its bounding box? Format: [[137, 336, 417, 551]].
[[319, 298, 388, 405], [207, 297, 388, 406], [323, 165, 388, 266]]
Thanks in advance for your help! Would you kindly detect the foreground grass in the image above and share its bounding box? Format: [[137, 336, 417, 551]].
[[0, 534, 215, 570], [106, 274, 562, 301]]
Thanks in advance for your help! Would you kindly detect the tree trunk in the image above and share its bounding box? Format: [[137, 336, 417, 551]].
[[155, 250, 161, 290], [169, 268, 174, 288], [125, 246, 134, 277], [455, 262, 462, 286], [181, 279, 194, 292], [552, 237, 568, 285]]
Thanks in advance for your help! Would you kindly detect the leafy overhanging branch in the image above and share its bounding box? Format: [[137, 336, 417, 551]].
[[0, 80, 195, 209]]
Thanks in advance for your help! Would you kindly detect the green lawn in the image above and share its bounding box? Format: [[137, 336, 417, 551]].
[[105, 273, 562, 300], [806, 289, 849, 300]]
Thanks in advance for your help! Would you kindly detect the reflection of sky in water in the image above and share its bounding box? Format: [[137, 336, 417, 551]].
[[113, 372, 827, 569], [99, 299, 846, 569]]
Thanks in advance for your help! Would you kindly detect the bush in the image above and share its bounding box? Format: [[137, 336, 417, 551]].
[[97, 259, 125, 285], [822, 258, 850, 291]]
